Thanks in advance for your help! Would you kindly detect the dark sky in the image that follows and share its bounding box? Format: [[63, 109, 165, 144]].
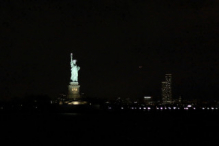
[[1, 0, 219, 100]]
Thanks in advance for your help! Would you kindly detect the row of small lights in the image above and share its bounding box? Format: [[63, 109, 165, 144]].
[[108, 106, 218, 110], [202, 107, 218, 110]]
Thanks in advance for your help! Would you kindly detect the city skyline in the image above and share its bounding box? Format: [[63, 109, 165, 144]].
[[1, 1, 219, 100]]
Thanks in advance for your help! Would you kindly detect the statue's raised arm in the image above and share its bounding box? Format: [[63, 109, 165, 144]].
[[70, 53, 73, 66]]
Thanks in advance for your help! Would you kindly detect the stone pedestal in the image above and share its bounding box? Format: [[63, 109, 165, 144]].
[[68, 82, 80, 100]]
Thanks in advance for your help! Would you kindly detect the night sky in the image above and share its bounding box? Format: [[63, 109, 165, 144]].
[[1, 0, 219, 100]]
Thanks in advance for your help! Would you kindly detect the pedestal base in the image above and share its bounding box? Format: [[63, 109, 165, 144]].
[[68, 82, 80, 100]]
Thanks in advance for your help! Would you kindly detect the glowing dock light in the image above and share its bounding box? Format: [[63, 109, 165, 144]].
[[168, 107, 171, 110], [148, 107, 151, 110], [193, 107, 196, 110], [211, 107, 214, 110], [207, 107, 209, 110], [143, 107, 146, 110], [160, 107, 163, 110], [173, 107, 176, 110], [144, 96, 151, 99], [121, 107, 124, 109], [139, 107, 142, 110], [202, 107, 205, 110]]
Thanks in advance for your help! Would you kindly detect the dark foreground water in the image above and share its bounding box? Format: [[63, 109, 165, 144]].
[[1, 111, 219, 145]]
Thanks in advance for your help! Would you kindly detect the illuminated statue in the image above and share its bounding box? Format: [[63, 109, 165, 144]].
[[70, 53, 80, 82]]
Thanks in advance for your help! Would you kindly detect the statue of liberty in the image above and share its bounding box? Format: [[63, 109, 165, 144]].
[[70, 53, 80, 82]]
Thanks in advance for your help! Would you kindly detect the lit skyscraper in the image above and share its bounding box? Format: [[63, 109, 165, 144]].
[[162, 81, 167, 102], [161, 74, 172, 104]]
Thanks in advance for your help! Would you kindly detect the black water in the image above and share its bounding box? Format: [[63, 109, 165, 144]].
[[1, 111, 218, 145]]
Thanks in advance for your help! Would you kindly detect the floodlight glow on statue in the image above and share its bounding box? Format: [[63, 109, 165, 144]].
[[67, 53, 85, 103], [70, 53, 80, 82]]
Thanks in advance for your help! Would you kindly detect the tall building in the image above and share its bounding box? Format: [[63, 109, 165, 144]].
[[161, 74, 172, 104], [161, 81, 167, 102]]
